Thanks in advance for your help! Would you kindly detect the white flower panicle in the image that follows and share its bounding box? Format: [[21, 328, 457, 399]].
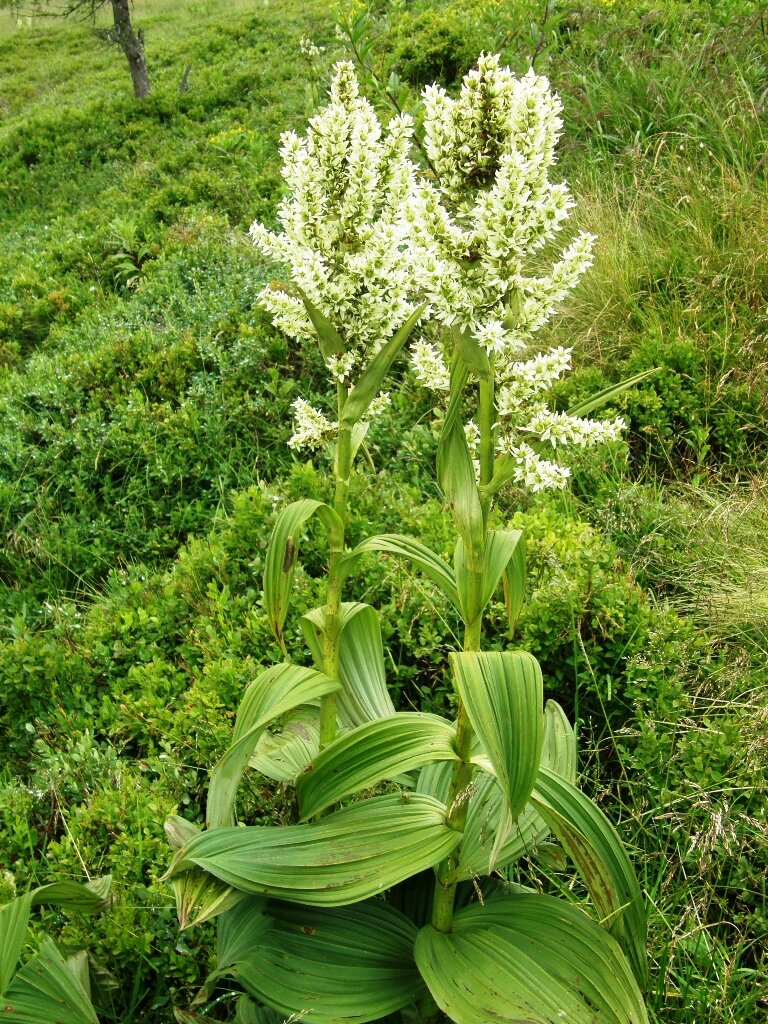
[[251, 62, 422, 390], [409, 54, 590, 354], [409, 55, 623, 491], [289, 399, 336, 451], [499, 441, 572, 492], [287, 392, 392, 453]]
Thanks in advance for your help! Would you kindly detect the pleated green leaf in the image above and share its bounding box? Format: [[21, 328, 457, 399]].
[[250, 707, 321, 783], [539, 699, 577, 784], [414, 892, 647, 1024], [454, 530, 523, 619], [417, 702, 576, 880], [1, 879, 110, 1001], [462, 700, 576, 878], [296, 713, 458, 820], [0, 937, 99, 1024], [207, 663, 339, 829], [28, 877, 111, 912], [452, 651, 544, 821], [437, 363, 483, 555], [167, 794, 460, 907], [0, 891, 33, 995], [502, 530, 526, 635], [481, 451, 520, 497], [531, 767, 648, 989], [339, 534, 459, 611], [165, 816, 247, 929], [175, 869, 248, 931], [263, 499, 343, 648], [234, 996, 284, 1024], [214, 897, 425, 1024], [340, 306, 423, 427], [302, 603, 395, 727]]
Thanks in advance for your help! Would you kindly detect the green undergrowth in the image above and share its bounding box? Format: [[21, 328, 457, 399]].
[[1, 0, 767, 1022]]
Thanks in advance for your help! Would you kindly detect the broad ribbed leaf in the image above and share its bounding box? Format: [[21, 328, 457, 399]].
[[297, 713, 458, 820], [215, 897, 425, 1023], [1, 879, 110, 1000], [453, 651, 543, 821], [415, 893, 647, 1024], [165, 817, 247, 929], [531, 768, 648, 989], [437, 363, 483, 555], [0, 892, 32, 994], [28, 877, 111, 912], [339, 534, 459, 611], [167, 794, 460, 907], [234, 996, 284, 1024], [207, 663, 339, 829], [502, 531, 526, 635], [250, 707, 321, 783], [263, 500, 343, 648], [426, 700, 576, 879], [302, 603, 395, 727], [0, 937, 98, 1024], [539, 700, 577, 784], [175, 869, 248, 931], [340, 306, 423, 427], [455, 530, 523, 619]]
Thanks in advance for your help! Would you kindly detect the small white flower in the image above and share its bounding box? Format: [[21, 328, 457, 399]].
[[411, 339, 451, 392], [367, 392, 392, 418]]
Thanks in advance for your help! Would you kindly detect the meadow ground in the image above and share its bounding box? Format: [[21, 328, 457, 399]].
[[0, 1, 766, 1020]]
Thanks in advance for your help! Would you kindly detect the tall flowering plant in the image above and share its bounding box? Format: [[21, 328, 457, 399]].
[[164, 60, 648, 1024]]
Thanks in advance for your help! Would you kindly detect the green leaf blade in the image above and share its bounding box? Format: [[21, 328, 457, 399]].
[[340, 306, 424, 427], [414, 892, 647, 1024], [296, 713, 458, 820], [263, 500, 342, 648], [207, 663, 339, 829], [215, 898, 425, 1024], [453, 651, 544, 822], [339, 534, 459, 611], [1, 937, 99, 1024], [531, 767, 648, 989], [168, 794, 461, 907], [302, 603, 395, 728]]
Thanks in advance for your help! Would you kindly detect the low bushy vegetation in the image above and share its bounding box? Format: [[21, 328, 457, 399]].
[[1, 1, 766, 1021]]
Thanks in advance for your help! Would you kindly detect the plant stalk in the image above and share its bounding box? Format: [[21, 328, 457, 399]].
[[319, 383, 352, 749], [430, 369, 497, 933]]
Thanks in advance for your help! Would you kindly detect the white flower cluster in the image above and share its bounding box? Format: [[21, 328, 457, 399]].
[[407, 54, 592, 360], [299, 35, 325, 60], [251, 62, 421, 389], [288, 399, 336, 451], [407, 54, 622, 489]]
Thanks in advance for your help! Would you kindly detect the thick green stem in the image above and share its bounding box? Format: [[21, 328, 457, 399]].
[[319, 384, 352, 750], [431, 370, 498, 934], [478, 369, 496, 526], [430, 532, 485, 931]]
